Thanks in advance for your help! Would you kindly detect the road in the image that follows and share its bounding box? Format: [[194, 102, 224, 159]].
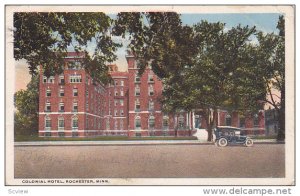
[[14, 144, 284, 178]]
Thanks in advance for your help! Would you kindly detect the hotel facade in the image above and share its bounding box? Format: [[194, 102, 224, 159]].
[[38, 52, 265, 137]]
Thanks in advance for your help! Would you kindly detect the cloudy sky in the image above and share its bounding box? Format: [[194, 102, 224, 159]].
[[15, 13, 281, 92]]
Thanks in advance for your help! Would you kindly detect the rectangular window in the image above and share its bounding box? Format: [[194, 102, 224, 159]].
[[120, 89, 124, 96], [59, 75, 65, 85], [114, 100, 118, 106], [120, 119, 124, 130], [46, 89, 51, 97], [58, 132, 65, 137], [120, 80, 124, 86], [114, 120, 118, 130], [58, 119, 64, 129], [120, 99, 124, 106], [135, 86, 140, 96], [86, 102, 89, 111], [114, 110, 118, 116], [115, 81, 118, 86], [120, 109, 124, 116], [135, 100, 140, 112], [45, 102, 51, 112], [148, 74, 154, 83], [43, 76, 47, 83], [72, 119, 78, 129], [49, 76, 55, 83], [149, 85, 154, 96], [115, 90, 118, 96], [72, 132, 79, 137], [73, 88, 78, 96], [226, 117, 232, 126], [86, 90, 89, 97], [59, 102, 64, 112], [135, 119, 141, 129], [135, 74, 141, 83], [69, 74, 82, 83], [149, 101, 154, 111], [73, 102, 78, 112], [254, 115, 259, 127], [59, 89, 64, 97], [45, 119, 51, 128]]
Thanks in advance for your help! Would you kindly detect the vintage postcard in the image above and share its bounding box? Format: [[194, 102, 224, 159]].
[[5, 5, 295, 186]]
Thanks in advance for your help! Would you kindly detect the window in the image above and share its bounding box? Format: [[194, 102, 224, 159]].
[[135, 99, 140, 112], [59, 89, 64, 97], [149, 85, 154, 96], [135, 73, 141, 83], [120, 109, 124, 116], [72, 132, 79, 137], [239, 117, 245, 128], [45, 116, 51, 129], [120, 80, 124, 86], [114, 120, 118, 130], [106, 119, 110, 130], [69, 74, 82, 83], [149, 100, 154, 111], [114, 109, 118, 116], [115, 81, 118, 86], [86, 90, 89, 97], [59, 75, 65, 85], [72, 116, 78, 129], [49, 76, 55, 83], [46, 89, 51, 97], [73, 88, 78, 96], [45, 102, 51, 112], [135, 85, 140, 96], [120, 89, 124, 96], [59, 102, 64, 112], [45, 132, 51, 137], [58, 132, 65, 137], [120, 119, 124, 130], [68, 61, 82, 70], [58, 117, 64, 129], [225, 114, 232, 126], [43, 76, 47, 83], [163, 116, 169, 129], [148, 74, 154, 83], [114, 100, 118, 106], [148, 115, 155, 129], [86, 102, 89, 111], [115, 90, 118, 96], [120, 99, 124, 106], [254, 114, 259, 127], [135, 116, 141, 130], [73, 102, 78, 112], [178, 114, 184, 128]]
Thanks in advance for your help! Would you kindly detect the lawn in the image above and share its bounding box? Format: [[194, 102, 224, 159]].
[[14, 134, 198, 142]]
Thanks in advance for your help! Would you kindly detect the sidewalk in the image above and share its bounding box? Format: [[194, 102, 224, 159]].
[[14, 139, 282, 146]]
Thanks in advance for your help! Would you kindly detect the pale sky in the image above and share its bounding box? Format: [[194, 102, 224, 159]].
[[15, 13, 281, 92]]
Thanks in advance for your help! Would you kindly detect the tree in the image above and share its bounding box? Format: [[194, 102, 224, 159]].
[[14, 12, 121, 83], [14, 74, 39, 136], [255, 15, 285, 140], [162, 21, 265, 141], [113, 12, 199, 78]]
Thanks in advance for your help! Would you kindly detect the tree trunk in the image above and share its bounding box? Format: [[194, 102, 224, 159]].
[[277, 107, 285, 141]]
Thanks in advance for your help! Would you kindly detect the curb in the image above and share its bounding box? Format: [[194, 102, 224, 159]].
[[14, 139, 283, 146]]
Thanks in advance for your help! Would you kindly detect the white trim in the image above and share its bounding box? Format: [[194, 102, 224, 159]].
[[112, 116, 127, 119], [39, 112, 104, 118], [39, 130, 128, 133], [111, 76, 128, 79], [129, 110, 162, 114]]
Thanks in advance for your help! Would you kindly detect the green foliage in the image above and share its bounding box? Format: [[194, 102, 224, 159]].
[[14, 12, 121, 84], [14, 74, 39, 136]]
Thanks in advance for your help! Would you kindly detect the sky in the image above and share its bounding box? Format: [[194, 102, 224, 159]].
[[15, 13, 281, 92]]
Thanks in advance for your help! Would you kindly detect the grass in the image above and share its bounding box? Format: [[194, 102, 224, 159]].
[[14, 134, 198, 142]]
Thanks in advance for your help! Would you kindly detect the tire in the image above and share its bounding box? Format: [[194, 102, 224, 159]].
[[218, 138, 228, 147], [245, 138, 254, 147]]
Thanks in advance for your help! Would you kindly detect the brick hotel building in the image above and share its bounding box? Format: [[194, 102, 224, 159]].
[[38, 52, 265, 137]]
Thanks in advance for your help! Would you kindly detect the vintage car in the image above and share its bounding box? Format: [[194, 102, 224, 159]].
[[214, 126, 254, 147]]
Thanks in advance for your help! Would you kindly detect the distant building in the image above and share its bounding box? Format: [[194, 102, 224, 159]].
[[38, 52, 265, 137]]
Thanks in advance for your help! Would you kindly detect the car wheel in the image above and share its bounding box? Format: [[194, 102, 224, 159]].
[[218, 138, 228, 147], [245, 138, 254, 147]]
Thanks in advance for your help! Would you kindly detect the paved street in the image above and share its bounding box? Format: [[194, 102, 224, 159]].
[[15, 144, 284, 178]]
